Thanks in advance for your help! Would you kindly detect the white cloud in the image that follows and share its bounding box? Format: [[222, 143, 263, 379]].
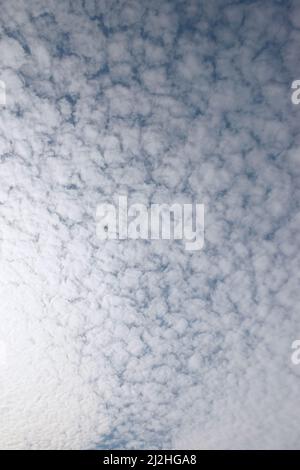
[[0, 0, 299, 451]]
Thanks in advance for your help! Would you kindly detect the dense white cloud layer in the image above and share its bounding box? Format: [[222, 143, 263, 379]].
[[0, 0, 299, 449]]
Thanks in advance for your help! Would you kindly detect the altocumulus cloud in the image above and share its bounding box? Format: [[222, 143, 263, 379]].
[[0, 0, 299, 450]]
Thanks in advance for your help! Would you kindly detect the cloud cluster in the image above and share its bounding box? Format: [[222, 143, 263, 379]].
[[0, 0, 299, 449]]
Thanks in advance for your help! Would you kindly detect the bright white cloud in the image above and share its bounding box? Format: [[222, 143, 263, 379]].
[[0, 0, 299, 450]]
